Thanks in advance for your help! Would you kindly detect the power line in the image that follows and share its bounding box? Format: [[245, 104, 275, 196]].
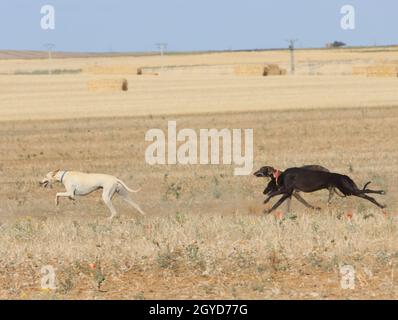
[[286, 39, 298, 75], [155, 43, 168, 71], [43, 43, 55, 75]]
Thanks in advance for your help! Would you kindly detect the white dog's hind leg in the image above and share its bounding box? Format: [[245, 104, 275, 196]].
[[55, 191, 74, 206], [118, 188, 146, 215], [102, 191, 117, 220], [123, 196, 146, 216]]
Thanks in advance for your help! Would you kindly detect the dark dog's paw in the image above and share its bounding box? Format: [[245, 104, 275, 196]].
[[380, 191, 386, 195]]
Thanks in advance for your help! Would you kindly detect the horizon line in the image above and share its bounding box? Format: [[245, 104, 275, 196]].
[[0, 43, 397, 59]]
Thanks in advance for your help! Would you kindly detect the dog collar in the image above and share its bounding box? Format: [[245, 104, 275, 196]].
[[273, 169, 281, 185], [60, 171, 68, 183]]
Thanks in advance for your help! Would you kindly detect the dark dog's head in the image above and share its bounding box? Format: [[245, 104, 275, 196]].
[[253, 166, 276, 178]]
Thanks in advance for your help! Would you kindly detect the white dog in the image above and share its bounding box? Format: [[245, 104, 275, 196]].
[[40, 170, 145, 219]]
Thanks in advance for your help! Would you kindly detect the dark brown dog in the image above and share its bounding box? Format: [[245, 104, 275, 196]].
[[255, 166, 386, 214], [254, 165, 338, 210]]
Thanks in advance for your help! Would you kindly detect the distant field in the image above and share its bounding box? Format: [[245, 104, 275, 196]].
[[1, 46, 398, 121], [0, 48, 397, 299]]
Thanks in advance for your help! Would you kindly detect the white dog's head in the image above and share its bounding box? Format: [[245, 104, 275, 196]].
[[40, 170, 60, 188]]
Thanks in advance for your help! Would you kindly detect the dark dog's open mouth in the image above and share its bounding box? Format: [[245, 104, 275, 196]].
[[253, 171, 266, 177]]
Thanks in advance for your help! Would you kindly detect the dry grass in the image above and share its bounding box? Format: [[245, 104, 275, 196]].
[[0, 106, 397, 299], [1, 211, 397, 299]]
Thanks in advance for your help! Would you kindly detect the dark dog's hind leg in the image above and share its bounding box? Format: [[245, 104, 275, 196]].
[[293, 192, 320, 210], [327, 187, 334, 204], [264, 193, 292, 214], [354, 193, 386, 209]]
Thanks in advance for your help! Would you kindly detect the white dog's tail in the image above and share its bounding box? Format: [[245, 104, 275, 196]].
[[117, 179, 141, 193]]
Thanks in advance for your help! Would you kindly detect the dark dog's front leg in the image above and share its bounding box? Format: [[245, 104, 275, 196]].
[[263, 189, 286, 204], [264, 193, 292, 214], [263, 179, 277, 195], [354, 193, 386, 209]]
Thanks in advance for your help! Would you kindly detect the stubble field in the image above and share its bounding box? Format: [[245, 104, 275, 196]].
[[0, 47, 397, 299]]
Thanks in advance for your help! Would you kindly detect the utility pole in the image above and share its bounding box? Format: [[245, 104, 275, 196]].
[[286, 39, 298, 75], [156, 43, 168, 71], [44, 43, 55, 75]]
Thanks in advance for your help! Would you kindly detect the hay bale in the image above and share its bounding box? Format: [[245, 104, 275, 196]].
[[353, 65, 398, 77], [87, 79, 128, 92], [268, 64, 282, 75], [234, 65, 265, 76], [84, 66, 138, 75], [263, 64, 287, 76], [366, 65, 398, 77], [122, 79, 128, 91], [136, 67, 159, 76], [234, 64, 286, 76]]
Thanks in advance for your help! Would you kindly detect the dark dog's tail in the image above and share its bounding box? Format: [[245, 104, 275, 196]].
[[361, 180, 385, 195], [362, 181, 372, 191]]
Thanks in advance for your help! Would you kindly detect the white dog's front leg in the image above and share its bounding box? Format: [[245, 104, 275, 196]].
[[55, 191, 74, 206]]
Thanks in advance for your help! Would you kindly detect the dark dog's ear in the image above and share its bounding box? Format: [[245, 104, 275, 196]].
[[262, 166, 276, 177], [51, 169, 60, 177]]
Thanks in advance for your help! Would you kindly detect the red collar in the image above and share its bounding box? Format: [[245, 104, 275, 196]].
[[273, 169, 281, 185]]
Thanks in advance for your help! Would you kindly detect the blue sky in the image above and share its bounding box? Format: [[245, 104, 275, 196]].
[[0, 0, 396, 52]]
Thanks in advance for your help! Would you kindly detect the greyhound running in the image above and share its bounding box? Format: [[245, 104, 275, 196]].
[[40, 170, 145, 219], [256, 167, 386, 214], [254, 165, 341, 211]]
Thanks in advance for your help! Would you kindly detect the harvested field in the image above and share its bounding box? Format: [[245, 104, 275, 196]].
[[0, 47, 398, 299], [0, 106, 397, 299]]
